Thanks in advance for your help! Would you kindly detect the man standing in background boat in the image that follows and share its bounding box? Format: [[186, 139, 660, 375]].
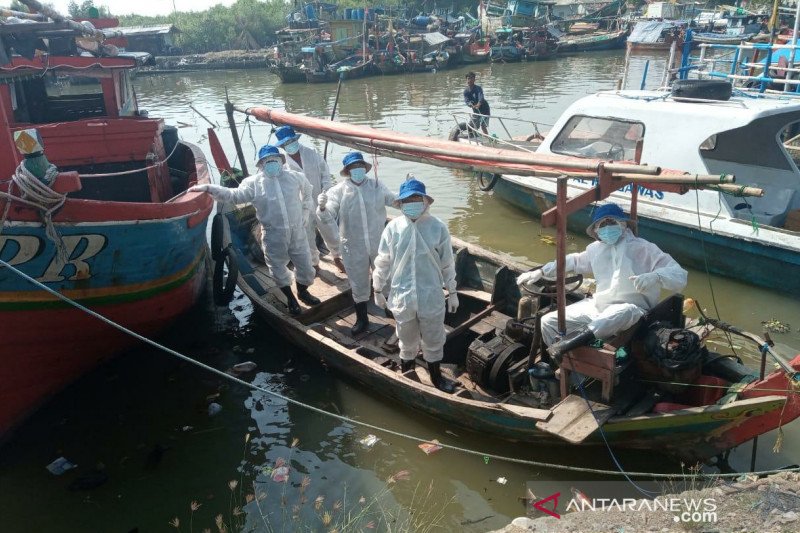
[[463, 71, 490, 136], [372, 178, 458, 392], [517, 203, 687, 360], [316, 152, 398, 335], [274, 125, 332, 276], [189, 145, 321, 316]]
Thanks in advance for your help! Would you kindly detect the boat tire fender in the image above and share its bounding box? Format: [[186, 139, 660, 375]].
[[671, 79, 732, 101], [213, 244, 238, 306], [477, 172, 500, 191], [448, 122, 469, 141], [211, 213, 225, 261], [489, 342, 527, 393]]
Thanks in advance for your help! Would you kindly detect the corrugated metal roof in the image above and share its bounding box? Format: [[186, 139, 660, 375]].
[[422, 32, 450, 46], [117, 25, 178, 37]]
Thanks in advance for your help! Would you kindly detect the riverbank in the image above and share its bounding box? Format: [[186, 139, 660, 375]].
[[138, 50, 268, 74], [490, 471, 800, 532]]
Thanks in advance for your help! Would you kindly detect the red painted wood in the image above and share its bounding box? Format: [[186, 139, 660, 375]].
[[0, 265, 207, 439], [0, 85, 18, 179], [208, 129, 233, 173], [1, 56, 137, 71]]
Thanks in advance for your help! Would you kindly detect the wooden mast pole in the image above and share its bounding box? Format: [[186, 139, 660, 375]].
[[225, 89, 249, 177], [556, 176, 568, 334]]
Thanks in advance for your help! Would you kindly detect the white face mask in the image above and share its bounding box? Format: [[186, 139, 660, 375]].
[[263, 161, 282, 177], [349, 167, 367, 184], [401, 201, 425, 219], [284, 141, 300, 155]]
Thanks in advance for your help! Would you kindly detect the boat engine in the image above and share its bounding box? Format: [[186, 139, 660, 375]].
[[467, 332, 528, 393]]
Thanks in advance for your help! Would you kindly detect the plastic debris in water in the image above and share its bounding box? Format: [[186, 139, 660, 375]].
[[359, 435, 380, 449], [418, 440, 442, 455], [762, 318, 791, 334], [496, 477, 508, 485], [232, 361, 257, 373], [208, 402, 222, 417], [46, 457, 76, 476], [272, 465, 290, 483]]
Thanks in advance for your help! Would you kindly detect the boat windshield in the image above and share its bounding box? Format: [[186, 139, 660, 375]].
[[11, 71, 107, 124], [550, 115, 644, 161]]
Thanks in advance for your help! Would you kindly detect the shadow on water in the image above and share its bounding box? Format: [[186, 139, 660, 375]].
[[2, 52, 800, 531]]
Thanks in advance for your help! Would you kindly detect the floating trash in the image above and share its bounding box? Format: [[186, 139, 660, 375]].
[[762, 318, 791, 334], [232, 361, 257, 373], [271, 465, 290, 483], [418, 440, 442, 455], [46, 457, 76, 476], [208, 402, 222, 417], [496, 477, 508, 485], [359, 435, 380, 449]]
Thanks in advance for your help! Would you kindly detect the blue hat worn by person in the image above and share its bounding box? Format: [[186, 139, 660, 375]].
[[397, 177, 434, 204], [587, 202, 634, 239], [340, 151, 373, 176], [273, 125, 301, 147], [256, 144, 285, 165]]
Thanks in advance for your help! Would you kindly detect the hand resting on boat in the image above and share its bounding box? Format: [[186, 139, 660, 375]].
[[188, 184, 210, 193], [516, 255, 576, 285]]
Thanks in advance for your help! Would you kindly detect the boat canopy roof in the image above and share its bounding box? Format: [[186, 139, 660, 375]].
[[628, 20, 684, 43]]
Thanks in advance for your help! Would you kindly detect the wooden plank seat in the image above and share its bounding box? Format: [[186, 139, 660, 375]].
[[558, 295, 686, 403]]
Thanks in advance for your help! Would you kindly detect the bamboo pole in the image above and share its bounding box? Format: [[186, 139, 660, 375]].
[[613, 173, 736, 184], [237, 106, 663, 175], [0, 8, 47, 21], [225, 95, 249, 177]]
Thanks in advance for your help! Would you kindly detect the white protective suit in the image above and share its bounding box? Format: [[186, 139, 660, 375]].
[[284, 144, 332, 267], [317, 177, 397, 303], [372, 212, 457, 363], [202, 169, 315, 287], [540, 228, 687, 344]]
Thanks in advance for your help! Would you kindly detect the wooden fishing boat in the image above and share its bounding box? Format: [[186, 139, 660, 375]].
[[557, 29, 627, 54], [213, 106, 800, 461], [330, 54, 372, 80], [491, 27, 525, 62], [523, 28, 559, 61], [460, 38, 491, 63], [370, 50, 407, 75], [0, 5, 213, 439], [269, 62, 307, 83], [626, 20, 685, 51]]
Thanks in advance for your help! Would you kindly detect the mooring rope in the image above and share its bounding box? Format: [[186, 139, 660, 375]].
[[1, 257, 798, 480], [76, 139, 181, 178], [1, 163, 67, 261]]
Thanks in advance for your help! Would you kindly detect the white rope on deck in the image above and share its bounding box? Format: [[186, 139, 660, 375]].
[[0, 257, 797, 480]]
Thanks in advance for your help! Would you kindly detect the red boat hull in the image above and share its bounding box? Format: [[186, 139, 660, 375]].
[[0, 261, 207, 439]]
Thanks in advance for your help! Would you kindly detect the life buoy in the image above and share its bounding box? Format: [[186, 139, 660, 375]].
[[213, 244, 238, 306], [210, 213, 224, 261]]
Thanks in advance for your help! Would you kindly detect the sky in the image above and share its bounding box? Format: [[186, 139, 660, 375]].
[[50, 0, 238, 17]]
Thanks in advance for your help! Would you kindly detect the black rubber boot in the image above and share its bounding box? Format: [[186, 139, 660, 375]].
[[280, 286, 301, 316], [547, 327, 596, 363], [351, 301, 370, 335], [400, 359, 415, 373], [428, 362, 455, 393], [296, 283, 321, 306]]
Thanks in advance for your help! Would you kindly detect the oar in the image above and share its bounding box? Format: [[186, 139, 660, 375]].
[[323, 74, 344, 161]]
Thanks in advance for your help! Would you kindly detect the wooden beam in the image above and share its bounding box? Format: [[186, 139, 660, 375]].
[[542, 164, 632, 227]]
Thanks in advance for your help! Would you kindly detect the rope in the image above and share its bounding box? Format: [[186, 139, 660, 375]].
[[1, 257, 798, 480], [77, 139, 181, 178], [1, 162, 67, 261]]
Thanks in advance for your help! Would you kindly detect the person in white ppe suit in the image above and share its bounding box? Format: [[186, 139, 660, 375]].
[[189, 145, 321, 316], [517, 203, 687, 360], [317, 152, 398, 335], [372, 178, 459, 391], [274, 125, 332, 274]]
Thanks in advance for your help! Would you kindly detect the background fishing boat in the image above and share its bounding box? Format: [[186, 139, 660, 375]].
[[556, 29, 628, 53], [0, 5, 213, 439]]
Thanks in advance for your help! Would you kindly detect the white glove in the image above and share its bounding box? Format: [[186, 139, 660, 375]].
[[318, 192, 327, 210], [630, 272, 661, 293], [188, 184, 209, 193], [516, 270, 543, 286], [374, 291, 387, 309], [447, 293, 459, 314]]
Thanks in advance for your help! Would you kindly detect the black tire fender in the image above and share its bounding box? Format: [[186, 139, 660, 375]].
[[477, 172, 500, 191], [210, 213, 225, 261], [448, 121, 469, 141], [671, 79, 732, 101], [213, 244, 238, 306]]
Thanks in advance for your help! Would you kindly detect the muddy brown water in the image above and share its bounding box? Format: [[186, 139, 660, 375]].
[[1, 51, 799, 532]]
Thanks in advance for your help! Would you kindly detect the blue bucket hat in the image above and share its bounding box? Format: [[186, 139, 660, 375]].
[[256, 144, 284, 165], [274, 125, 301, 147], [397, 177, 433, 203], [587, 202, 633, 238], [340, 151, 373, 176]]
